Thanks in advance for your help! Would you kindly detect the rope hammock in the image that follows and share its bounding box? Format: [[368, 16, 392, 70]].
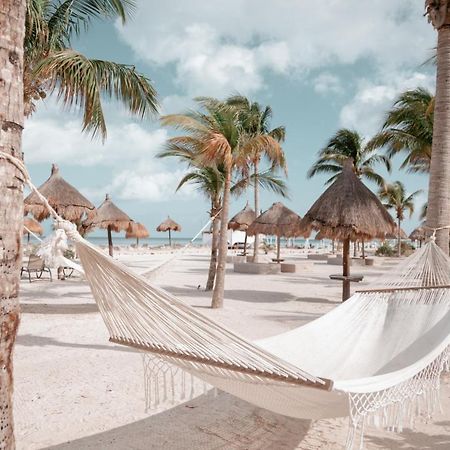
[[4, 153, 450, 449]]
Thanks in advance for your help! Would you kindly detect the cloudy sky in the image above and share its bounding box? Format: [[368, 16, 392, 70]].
[[24, 0, 436, 236]]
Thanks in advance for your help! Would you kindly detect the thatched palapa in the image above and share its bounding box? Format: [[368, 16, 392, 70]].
[[247, 202, 302, 261], [126, 222, 149, 246], [84, 194, 134, 256], [300, 160, 396, 301], [24, 164, 95, 222], [228, 203, 256, 256], [23, 217, 43, 242], [409, 225, 428, 241], [386, 226, 408, 240], [156, 216, 181, 246]]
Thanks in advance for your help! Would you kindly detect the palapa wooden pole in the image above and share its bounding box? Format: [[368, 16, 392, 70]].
[[243, 231, 248, 256], [168, 229, 172, 246], [342, 238, 351, 301], [276, 235, 281, 261], [107, 225, 114, 257]]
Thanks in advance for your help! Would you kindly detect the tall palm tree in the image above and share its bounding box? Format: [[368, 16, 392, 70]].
[[308, 129, 390, 187], [1, 2, 26, 447], [225, 95, 286, 262], [424, 1, 450, 253], [161, 99, 282, 308], [379, 182, 422, 256], [24, 0, 158, 139], [368, 88, 434, 173]]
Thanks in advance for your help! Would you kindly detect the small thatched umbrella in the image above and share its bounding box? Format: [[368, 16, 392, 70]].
[[247, 202, 302, 262], [299, 160, 396, 301], [156, 216, 181, 246], [228, 202, 256, 256], [409, 225, 429, 248], [84, 194, 134, 256], [126, 222, 149, 246], [23, 217, 43, 242], [24, 164, 95, 223]]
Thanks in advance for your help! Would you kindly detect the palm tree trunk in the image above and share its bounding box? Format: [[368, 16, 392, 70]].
[[397, 218, 402, 257], [107, 225, 113, 257], [206, 201, 221, 291], [427, 19, 450, 254], [252, 161, 259, 262], [0, 1, 26, 447], [211, 169, 231, 308]]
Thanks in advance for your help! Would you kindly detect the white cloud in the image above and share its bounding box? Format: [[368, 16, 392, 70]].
[[116, 0, 434, 97], [313, 73, 342, 94], [339, 72, 435, 136]]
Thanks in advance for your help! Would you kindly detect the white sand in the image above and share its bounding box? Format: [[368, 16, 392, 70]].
[[14, 248, 449, 449]]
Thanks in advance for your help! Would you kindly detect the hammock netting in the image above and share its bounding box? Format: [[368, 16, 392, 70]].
[[54, 222, 448, 450]]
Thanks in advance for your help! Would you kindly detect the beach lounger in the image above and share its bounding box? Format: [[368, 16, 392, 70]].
[[21, 254, 52, 282]]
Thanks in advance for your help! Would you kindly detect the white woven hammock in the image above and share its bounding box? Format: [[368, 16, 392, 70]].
[[4, 153, 450, 449]]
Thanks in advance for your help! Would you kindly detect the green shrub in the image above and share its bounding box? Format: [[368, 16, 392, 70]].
[[375, 242, 395, 256], [64, 248, 75, 260]]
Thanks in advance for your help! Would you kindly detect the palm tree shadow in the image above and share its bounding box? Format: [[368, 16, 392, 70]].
[[44, 391, 311, 450], [365, 428, 450, 449]]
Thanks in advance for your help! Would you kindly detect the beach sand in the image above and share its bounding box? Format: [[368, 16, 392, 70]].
[[14, 247, 450, 449]]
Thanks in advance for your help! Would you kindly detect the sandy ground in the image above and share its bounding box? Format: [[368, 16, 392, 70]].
[[14, 247, 450, 449]]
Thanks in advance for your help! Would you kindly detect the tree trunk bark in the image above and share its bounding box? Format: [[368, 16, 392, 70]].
[[0, 1, 26, 448], [107, 225, 113, 257], [397, 218, 402, 257], [205, 201, 221, 291], [427, 21, 450, 254], [342, 238, 351, 301], [211, 168, 231, 308], [252, 160, 259, 262]]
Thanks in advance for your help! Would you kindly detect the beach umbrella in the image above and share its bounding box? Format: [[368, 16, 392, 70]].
[[156, 216, 181, 246], [83, 194, 134, 257], [24, 164, 95, 223], [247, 202, 302, 262], [228, 202, 256, 255], [409, 225, 430, 248], [23, 217, 43, 242], [126, 222, 149, 246], [299, 159, 396, 301], [386, 226, 408, 240]]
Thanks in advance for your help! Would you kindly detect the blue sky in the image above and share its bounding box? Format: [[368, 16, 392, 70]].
[[24, 1, 436, 237]]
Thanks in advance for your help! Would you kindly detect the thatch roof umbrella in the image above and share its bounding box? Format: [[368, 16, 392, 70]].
[[228, 202, 256, 256], [83, 194, 134, 257], [156, 216, 181, 246], [126, 222, 149, 246], [409, 225, 430, 247], [24, 164, 95, 223], [386, 226, 408, 240], [23, 217, 43, 242], [299, 160, 396, 301], [247, 202, 302, 262]]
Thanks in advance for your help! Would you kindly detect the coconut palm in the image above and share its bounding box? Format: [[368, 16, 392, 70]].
[[379, 181, 422, 257], [424, 1, 450, 253], [159, 143, 287, 292], [161, 99, 283, 308], [308, 129, 390, 187], [368, 88, 434, 174], [1, 2, 26, 447], [225, 95, 286, 261], [24, 0, 158, 139]]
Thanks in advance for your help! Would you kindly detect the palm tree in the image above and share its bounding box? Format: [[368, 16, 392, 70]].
[[1, 2, 26, 447], [225, 95, 286, 262], [24, 0, 158, 139], [308, 129, 390, 187], [368, 88, 434, 173], [379, 182, 422, 256], [424, 1, 450, 253], [161, 99, 282, 308]]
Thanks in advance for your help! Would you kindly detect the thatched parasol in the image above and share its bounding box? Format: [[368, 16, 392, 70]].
[[23, 217, 43, 242], [299, 160, 396, 301], [228, 202, 256, 256], [24, 164, 95, 223], [247, 202, 302, 262], [83, 194, 134, 256], [126, 222, 149, 246], [156, 216, 181, 246], [386, 226, 408, 240]]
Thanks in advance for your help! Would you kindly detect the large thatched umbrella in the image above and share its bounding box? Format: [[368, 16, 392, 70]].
[[156, 216, 181, 246], [24, 164, 95, 223], [84, 194, 134, 256], [299, 160, 396, 301], [23, 217, 43, 242], [228, 202, 256, 256], [126, 222, 149, 246], [247, 202, 302, 262], [386, 225, 408, 240]]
